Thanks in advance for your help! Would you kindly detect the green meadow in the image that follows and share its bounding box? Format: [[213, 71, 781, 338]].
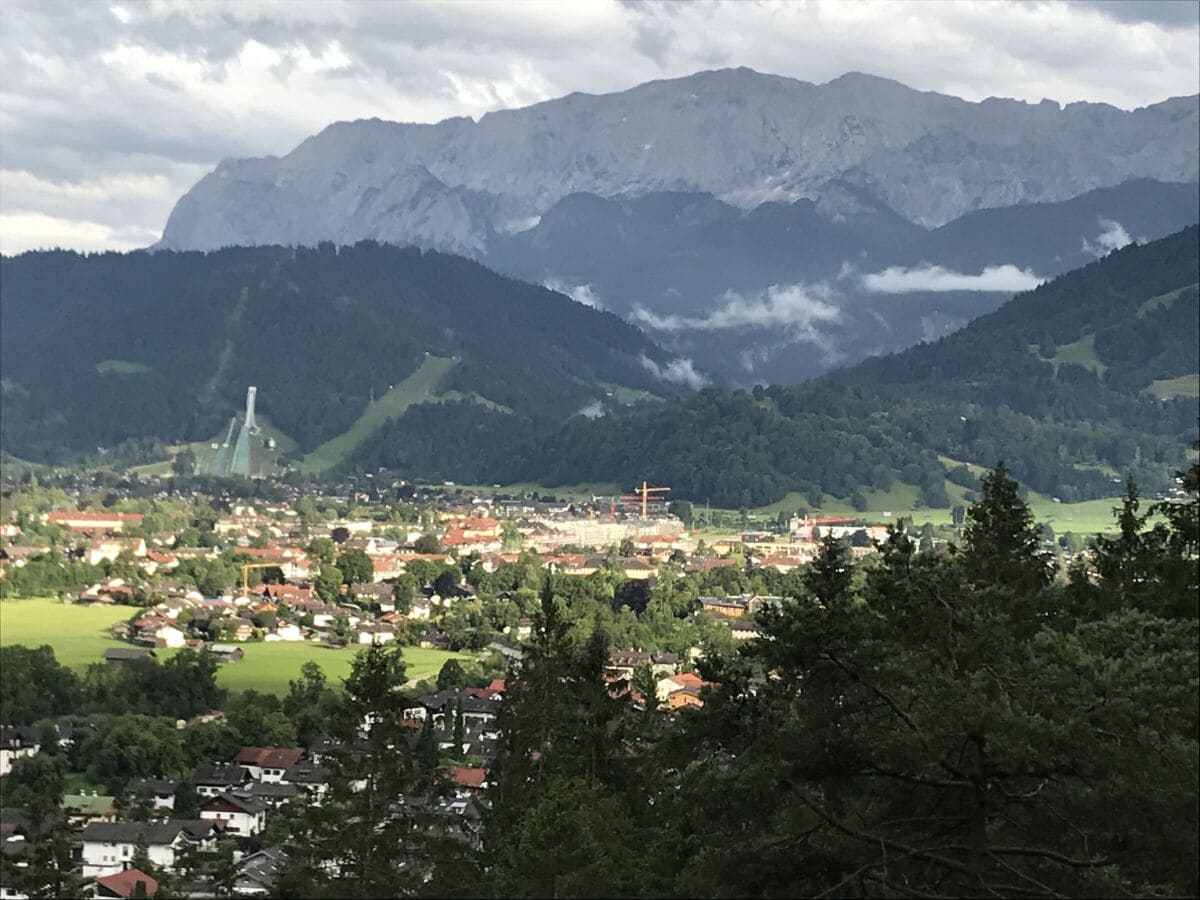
[[0, 598, 472, 695]]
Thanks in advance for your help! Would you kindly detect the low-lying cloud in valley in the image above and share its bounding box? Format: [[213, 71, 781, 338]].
[[632, 283, 841, 334], [1082, 217, 1137, 256], [861, 264, 1044, 294], [639, 355, 709, 390]]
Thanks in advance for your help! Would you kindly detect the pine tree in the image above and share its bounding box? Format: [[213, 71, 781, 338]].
[[963, 461, 1053, 592], [452, 698, 465, 756], [663, 463, 1199, 897], [802, 535, 853, 607], [273, 643, 463, 897], [1091, 478, 1151, 609]]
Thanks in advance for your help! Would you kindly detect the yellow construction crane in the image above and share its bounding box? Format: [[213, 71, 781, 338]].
[[621, 481, 671, 520], [241, 562, 281, 597]]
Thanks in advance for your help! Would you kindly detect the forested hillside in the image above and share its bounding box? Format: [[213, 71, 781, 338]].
[[0, 243, 678, 466], [351, 227, 1199, 505]]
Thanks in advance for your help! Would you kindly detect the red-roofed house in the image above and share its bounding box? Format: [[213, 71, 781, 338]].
[[445, 766, 488, 792], [441, 529, 502, 553], [756, 554, 811, 573], [252, 583, 315, 604], [142, 550, 179, 574], [92, 868, 158, 898], [656, 672, 712, 702], [395, 552, 455, 564]]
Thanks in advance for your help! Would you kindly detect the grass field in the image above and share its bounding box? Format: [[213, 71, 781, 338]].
[[0, 598, 142, 667], [95, 359, 151, 375], [1146, 373, 1200, 400], [1137, 282, 1197, 317], [1043, 334, 1106, 376], [300, 355, 459, 474], [1023, 494, 1128, 535], [730, 466, 1133, 535], [0, 598, 473, 695]]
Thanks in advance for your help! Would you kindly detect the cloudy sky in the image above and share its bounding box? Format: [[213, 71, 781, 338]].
[[1, 0, 1196, 255]]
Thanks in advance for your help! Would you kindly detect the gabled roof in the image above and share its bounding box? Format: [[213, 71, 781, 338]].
[[93, 867, 158, 898], [445, 766, 487, 789], [237, 847, 286, 888], [459, 695, 501, 716], [233, 782, 299, 801], [235, 747, 304, 770], [202, 791, 268, 815], [192, 763, 251, 786], [281, 762, 329, 785], [102, 647, 156, 661], [0, 726, 40, 748], [80, 820, 215, 845], [130, 778, 179, 796]]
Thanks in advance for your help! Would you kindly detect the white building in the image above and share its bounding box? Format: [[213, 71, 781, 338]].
[[0, 727, 40, 777], [78, 820, 215, 878], [200, 793, 268, 835]]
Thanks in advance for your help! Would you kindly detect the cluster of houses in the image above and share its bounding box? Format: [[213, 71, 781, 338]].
[[1, 492, 906, 595], [603, 649, 716, 710], [90, 571, 485, 655], [1, 706, 502, 900]]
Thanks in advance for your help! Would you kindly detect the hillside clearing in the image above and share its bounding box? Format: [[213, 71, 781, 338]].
[[1038, 333, 1107, 376], [1146, 373, 1200, 400], [1137, 282, 1198, 317], [301, 356, 459, 474], [95, 359, 150, 375]]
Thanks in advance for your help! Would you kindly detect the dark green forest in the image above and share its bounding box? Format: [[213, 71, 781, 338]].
[[0, 242, 674, 464], [350, 227, 1199, 505]]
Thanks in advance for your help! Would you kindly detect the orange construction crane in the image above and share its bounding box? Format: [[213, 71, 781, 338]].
[[241, 562, 281, 597], [620, 481, 670, 519]]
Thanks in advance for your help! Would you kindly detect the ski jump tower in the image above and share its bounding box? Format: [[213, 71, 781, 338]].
[[209, 387, 260, 477]]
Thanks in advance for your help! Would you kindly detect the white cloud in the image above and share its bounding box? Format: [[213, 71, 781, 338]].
[[543, 277, 606, 309], [632, 283, 841, 333], [861, 263, 1045, 293], [1081, 216, 1136, 256], [639, 355, 709, 390], [574, 400, 605, 418]]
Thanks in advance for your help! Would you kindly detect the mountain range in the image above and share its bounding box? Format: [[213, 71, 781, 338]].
[[155, 68, 1200, 383]]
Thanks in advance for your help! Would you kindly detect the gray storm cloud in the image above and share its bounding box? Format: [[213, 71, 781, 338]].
[[861, 264, 1045, 294]]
